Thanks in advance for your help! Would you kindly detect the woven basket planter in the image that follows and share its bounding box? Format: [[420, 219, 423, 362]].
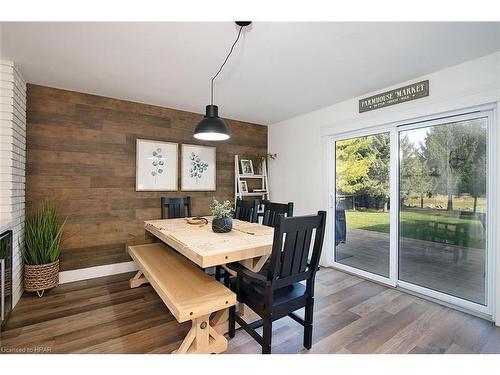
[[24, 260, 59, 296]]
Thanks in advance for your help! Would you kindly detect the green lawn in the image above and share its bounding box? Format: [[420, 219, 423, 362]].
[[345, 209, 485, 249]]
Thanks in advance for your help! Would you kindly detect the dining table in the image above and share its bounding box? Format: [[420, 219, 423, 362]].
[[143, 216, 275, 334]]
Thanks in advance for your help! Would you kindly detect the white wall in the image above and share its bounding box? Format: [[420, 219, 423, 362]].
[[268, 51, 500, 324], [0, 60, 27, 307]]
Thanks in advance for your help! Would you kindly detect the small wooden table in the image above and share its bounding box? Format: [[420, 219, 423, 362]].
[[143, 217, 275, 338]]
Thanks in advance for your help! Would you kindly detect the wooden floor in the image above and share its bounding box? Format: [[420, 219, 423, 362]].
[[1, 268, 500, 354]]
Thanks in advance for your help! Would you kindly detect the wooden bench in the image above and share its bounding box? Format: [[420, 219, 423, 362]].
[[128, 243, 237, 354]]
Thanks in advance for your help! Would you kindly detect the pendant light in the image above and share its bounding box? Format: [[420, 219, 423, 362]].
[[194, 21, 252, 141]]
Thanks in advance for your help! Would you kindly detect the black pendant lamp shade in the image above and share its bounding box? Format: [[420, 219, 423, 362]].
[[193, 21, 251, 141], [194, 105, 229, 141]]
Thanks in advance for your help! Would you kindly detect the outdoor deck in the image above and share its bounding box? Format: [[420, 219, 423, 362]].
[[336, 228, 485, 304]]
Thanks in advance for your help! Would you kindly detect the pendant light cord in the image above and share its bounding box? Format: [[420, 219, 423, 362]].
[[210, 25, 244, 105]]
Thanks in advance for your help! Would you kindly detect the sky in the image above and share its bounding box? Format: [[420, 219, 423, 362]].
[[401, 127, 429, 151]]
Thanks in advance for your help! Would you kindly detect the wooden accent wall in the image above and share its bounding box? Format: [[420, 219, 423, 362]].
[[26, 85, 267, 271]]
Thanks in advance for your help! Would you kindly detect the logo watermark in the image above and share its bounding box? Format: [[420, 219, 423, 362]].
[[1, 346, 53, 354]]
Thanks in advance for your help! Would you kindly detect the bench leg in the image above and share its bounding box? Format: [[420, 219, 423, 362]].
[[172, 314, 228, 354], [130, 271, 149, 288]]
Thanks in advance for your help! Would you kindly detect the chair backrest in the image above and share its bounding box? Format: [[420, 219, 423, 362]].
[[262, 201, 294, 227], [267, 211, 326, 293], [234, 198, 259, 223], [161, 197, 192, 219]]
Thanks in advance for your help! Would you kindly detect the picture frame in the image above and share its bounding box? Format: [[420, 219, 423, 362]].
[[240, 159, 254, 175], [239, 180, 248, 193], [181, 144, 216, 191], [136, 139, 178, 191]]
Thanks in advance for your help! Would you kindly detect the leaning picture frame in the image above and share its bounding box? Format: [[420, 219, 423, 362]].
[[240, 159, 254, 175], [239, 180, 249, 193]]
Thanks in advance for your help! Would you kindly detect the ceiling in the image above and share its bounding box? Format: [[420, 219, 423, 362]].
[[1, 22, 499, 125]]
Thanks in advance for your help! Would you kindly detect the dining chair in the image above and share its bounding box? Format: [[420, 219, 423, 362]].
[[216, 198, 259, 286], [262, 201, 294, 227], [160, 196, 192, 219], [228, 211, 327, 354], [257, 201, 294, 275], [234, 198, 259, 223]]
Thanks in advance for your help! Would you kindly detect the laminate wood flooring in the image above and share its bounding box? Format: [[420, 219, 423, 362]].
[[1, 268, 499, 354]]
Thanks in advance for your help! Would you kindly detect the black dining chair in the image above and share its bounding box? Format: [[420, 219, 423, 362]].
[[215, 198, 259, 286], [234, 198, 259, 223], [160, 197, 191, 219], [262, 201, 294, 227], [228, 211, 327, 354], [251, 201, 295, 277]]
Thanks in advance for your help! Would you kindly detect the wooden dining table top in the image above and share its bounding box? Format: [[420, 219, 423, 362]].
[[144, 217, 275, 270]]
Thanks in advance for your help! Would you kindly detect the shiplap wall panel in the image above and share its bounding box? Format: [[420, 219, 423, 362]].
[[0, 60, 26, 307], [26, 85, 267, 271]]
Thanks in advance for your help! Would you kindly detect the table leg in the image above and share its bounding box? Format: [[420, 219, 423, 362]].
[[212, 257, 267, 335], [212, 309, 229, 334], [212, 303, 261, 335], [239, 254, 270, 272], [172, 314, 227, 354]]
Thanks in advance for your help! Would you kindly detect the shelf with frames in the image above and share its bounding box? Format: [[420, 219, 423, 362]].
[[234, 155, 270, 212]]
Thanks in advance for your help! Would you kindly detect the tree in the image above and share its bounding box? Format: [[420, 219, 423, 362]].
[[336, 120, 486, 214], [421, 119, 487, 212], [422, 124, 460, 211], [335, 137, 375, 196], [400, 134, 432, 208], [365, 134, 390, 211], [448, 119, 487, 212], [336, 134, 390, 211]]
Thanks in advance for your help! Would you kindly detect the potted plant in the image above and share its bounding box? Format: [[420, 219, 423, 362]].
[[210, 199, 234, 233], [23, 201, 66, 297]]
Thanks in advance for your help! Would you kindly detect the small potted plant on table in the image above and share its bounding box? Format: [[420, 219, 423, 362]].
[[210, 199, 234, 233], [23, 201, 66, 297]]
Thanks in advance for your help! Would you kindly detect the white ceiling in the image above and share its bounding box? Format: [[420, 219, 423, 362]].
[[1, 22, 499, 125]]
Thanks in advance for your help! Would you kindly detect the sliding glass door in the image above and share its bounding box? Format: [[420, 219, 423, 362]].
[[334, 132, 391, 279], [398, 115, 488, 305], [332, 109, 493, 313]]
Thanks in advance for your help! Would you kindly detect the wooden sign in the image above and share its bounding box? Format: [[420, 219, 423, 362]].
[[359, 80, 429, 113]]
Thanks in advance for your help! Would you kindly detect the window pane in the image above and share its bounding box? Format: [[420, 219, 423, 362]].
[[399, 117, 487, 305], [335, 132, 390, 278]]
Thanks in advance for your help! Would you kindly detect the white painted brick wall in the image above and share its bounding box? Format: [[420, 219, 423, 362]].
[[1, 60, 26, 308]]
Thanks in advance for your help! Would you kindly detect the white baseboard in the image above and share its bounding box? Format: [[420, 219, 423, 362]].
[[59, 261, 138, 284]]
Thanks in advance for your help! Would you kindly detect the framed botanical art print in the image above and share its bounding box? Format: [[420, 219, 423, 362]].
[[136, 139, 178, 191], [181, 144, 216, 191]]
